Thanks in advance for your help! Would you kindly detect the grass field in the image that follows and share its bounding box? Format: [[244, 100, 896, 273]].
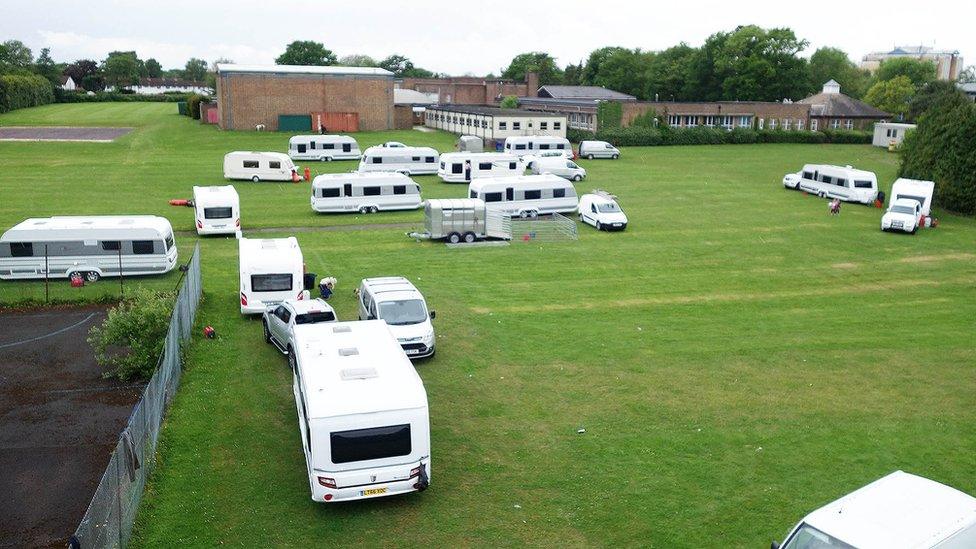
[[2, 103, 974, 547]]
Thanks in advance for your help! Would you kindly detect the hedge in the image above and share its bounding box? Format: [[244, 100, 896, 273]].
[[186, 94, 206, 119], [54, 89, 193, 103], [0, 74, 55, 113], [567, 125, 870, 147]]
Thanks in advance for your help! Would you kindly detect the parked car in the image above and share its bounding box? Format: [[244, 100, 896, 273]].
[[530, 157, 586, 182], [358, 277, 435, 359], [881, 198, 923, 234], [579, 140, 620, 159], [262, 298, 337, 354], [381, 141, 407, 148], [522, 150, 573, 170], [578, 191, 628, 231]]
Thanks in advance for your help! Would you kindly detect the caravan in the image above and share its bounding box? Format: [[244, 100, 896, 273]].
[[238, 237, 306, 314], [888, 178, 935, 216], [288, 135, 360, 161], [289, 320, 431, 503], [0, 215, 177, 281], [468, 174, 578, 218], [192, 185, 240, 235], [358, 145, 439, 175], [224, 151, 298, 182], [311, 172, 423, 214], [437, 152, 522, 183], [503, 136, 572, 158], [782, 164, 879, 204]]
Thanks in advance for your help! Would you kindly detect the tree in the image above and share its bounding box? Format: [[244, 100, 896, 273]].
[[586, 48, 653, 99], [501, 52, 563, 86], [500, 95, 518, 109], [0, 39, 33, 72], [908, 80, 969, 122], [183, 58, 208, 81], [807, 47, 870, 98], [101, 51, 140, 90], [88, 288, 173, 381], [275, 40, 337, 66], [581, 47, 629, 85], [144, 58, 162, 78], [874, 57, 937, 89], [339, 54, 377, 67], [864, 75, 916, 118], [959, 65, 976, 83], [562, 61, 583, 86], [33, 48, 61, 86], [378, 54, 413, 75], [644, 44, 697, 101], [64, 59, 100, 90]]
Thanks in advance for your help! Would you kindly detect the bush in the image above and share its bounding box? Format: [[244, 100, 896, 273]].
[[55, 90, 192, 103], [0, 73, 55, 113], [757, 130, 827, 144], [88, 288, 174, 381], [597, 101, 623, 130], [567, 128, 596, 143], [596, 126, 662, 146], [822, 129, 872, 144], [186, 93, 205, 119]]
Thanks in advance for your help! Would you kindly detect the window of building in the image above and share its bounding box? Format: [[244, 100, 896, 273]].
[[524, 190, 541, 200], [769, 119, 778, 130], [797, 119, 805, 130], [363, 186, 381, 196], [722, 116, 733, 129], [554, 122, 561, 130], [685, 115, 697, 127], [132, 240, 155, 255], [499, 121, 507, 130], [320, 187, 341, 198], [831, 119, 840, 129], [758, 118, 764, 130], [845, 120, 854, 130], [540, 122, 548, 130], [513, 122, 521, 130], [243, 160, 259, 168], [738, 116, 751, 127], [9, 242, 33, 257], [668, 114, 680, 127], [783, 119, 791, 131], [269, 161, 281, 169], [810, 119, 818, 131], [704, 116, 716, 127]]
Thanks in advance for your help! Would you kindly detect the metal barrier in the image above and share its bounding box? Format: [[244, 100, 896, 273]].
[[69, 243, 202, 548], [510, 213, 579, 243]]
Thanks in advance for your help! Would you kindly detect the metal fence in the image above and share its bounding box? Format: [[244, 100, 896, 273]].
[[69, 243, 202, 549], [510, 213, 579, 243]]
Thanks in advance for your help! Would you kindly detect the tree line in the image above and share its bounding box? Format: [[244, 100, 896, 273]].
[[274, 40, 439, 78]]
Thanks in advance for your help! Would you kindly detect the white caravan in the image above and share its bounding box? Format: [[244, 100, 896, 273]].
[[579, 140, 620, 159], [889, 178, 935, 216], [0, 216, 177, 281], [358, 146, 439, 175], [224, 151, 298, 182], [290, 320, 431, 503], [437, 152, 521, 183], [503, 135, 572, 158], [192, 185, 240, 235], [238, 237, 306, 314], [529, 157, 586, 182], [881, 198, 923, 234], [468, 174, 579, 218], [358, 277, 436, 359], [311, 172, 422, 214], [578, 191, 628, 231], [417, 199, 512, 243], [782, 164, 879, 204], [288, 135, 360, 161], [774, 471, 976, 549]]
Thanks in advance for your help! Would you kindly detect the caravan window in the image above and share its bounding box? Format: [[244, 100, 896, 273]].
[[204, 207, 233, 219], [320, 187, 341, 198], [509, 162, 517, 170], [484, 192, 502, 202], [243, 160, 259, 168], [132, 241, 155, 255], [820, 175, 833, 185], [425, 156, 435, 163], [469, 190, 477, 199], [251, 274, 292, 292], [323, 143, 335, 150], [165, 234, 174, 251], [556, 143, 566, 150], [330, 424, 412, 464], [553, 188, 566, 198], [452, 163, 463, 174], [836, 178, 847, 187], [101, 241, 120, 251], [539, 144, 550, 150], [854, 180, 874, 189], [372, 157, 383, 164], [363, 186, 381, 196], [412, 156, 420, 162], [393, 185, 406, 195], [9, 242, 33, 257], [515, 144, 526, 150], [479, 162, 492, 170], [269, 161, 281, 169], [524, 190, 542, 200]]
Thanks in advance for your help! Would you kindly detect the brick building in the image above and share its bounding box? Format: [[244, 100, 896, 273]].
[[622, 100, 812, 131], [215, 64, 395, 131], [799, 80, 890, 131], [397, 73, 538, 106]]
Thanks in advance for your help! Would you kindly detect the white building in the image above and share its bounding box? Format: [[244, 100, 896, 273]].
[[127, 78, 211, 95], [861, 46, 964, 81], [425, 105, 567, 142], [59, 76, 77, 91], [873, 122, 916, 147]]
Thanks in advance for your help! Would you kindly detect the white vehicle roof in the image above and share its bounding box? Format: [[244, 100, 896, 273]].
[[581, 192, 618, 205], [192, 185, 239, 207], [2, 215, 174, 242], [439, 152, 518, 162], [362, 145, 438, 156], [238, 237, 302, 272], [288, 134, 357, 144], [802, 164, 876, 180], [279, 298, 335, 316], [505, 135, 570, 144], [801, 471, 976, 548], [362, 276, 424, 302], [225, 151, 293, 162], [312, 171, 413, 188], [293, 320, 427, 418], [469, 173, 571, 193], [580, 140, 613, 146]]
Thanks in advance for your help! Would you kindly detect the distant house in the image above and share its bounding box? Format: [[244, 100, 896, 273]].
[[60, 76, 76, 91], [129, 78, 211, 95], [798, 80, 890, 130]]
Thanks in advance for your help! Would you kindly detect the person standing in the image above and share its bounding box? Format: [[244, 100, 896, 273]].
[[464, 159, 472, 182]]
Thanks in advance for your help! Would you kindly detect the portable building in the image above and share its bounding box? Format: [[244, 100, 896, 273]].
[[437, 152, 521, 183], [468, 174, 579, 217], [288, 135, 361, 161], [311, 172, 422, 214], [457, 135, 483, 152], [873, 122, 916, 147], [358, 146, 439, 175], [238, 237, 306, 314], [224, 151, 298, 182], [192, 185, 240, 235]]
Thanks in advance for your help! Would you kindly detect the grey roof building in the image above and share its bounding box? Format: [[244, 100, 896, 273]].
[[536, 85, 637, 101], [799, 80, 890, 130]]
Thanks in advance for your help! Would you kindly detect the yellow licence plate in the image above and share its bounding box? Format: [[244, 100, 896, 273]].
[[362, 487, 388, 496]]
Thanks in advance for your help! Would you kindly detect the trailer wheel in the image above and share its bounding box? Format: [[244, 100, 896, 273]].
[[447, 232, 462, 244], [69, 270, 84, 280], [463, 232, 476, 243], [321, 156, 332, 162], [263, 321, 272, 343], [251, 175, 260, 183], [370, 206, 379, 214], [85, 271, 100, 282]]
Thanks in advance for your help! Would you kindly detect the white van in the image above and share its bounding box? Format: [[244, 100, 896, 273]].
[[782, 164, 879, 204], [579, 140, 620, 160], [358, 146, 439, 175], [224, 151, 298, 182], [889, 178, 935, 216], [503, 136, 572, 158], [468, 174, 579, 218], [578, 191, 628, 231], [288, 135, 360, 161], [311, 172, 422, 214], [358, 277, 436, 359], [437, 152, 521, 183], [238, 237, 306, 315], [530, 157, 586, 182], [192, 185, 240, 235], [774, 471, 976, 549], [290, 320, 430, 503], [0, 215, 177, 281]]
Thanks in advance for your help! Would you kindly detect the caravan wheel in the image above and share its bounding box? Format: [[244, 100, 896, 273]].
[[251, 175, 260, 183], [528, 210, 539, 219], [321, 156, 332, 162], [85, 271, 100, 282], [69, 270, 84, 280], [447, 232, 462, 244], [463, 232, 476, 243]]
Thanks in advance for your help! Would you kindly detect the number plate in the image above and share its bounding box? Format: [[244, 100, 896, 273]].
[[362, 487, 387, 496], [405, 349, 419, 355]]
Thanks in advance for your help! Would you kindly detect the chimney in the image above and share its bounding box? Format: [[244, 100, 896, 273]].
[[525, 72, 539, 97]]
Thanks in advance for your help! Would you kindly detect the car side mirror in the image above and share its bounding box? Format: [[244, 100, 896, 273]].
[[429, 310, 436, 320]]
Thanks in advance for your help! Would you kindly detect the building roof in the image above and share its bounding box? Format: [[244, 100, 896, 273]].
[[394, 88, 437, 105], [216, 63, 393, 77], [537, 85, 636, 101], [799, 82, 890, 119], [59, 75, 73, 85], [139, 77, 207, 88], [428, 104, 565, 118], [517, 97, 602, 109]]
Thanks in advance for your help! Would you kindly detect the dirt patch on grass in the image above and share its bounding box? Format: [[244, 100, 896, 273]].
[[0, 126, 133, 142], [899, 252, 975, 264]]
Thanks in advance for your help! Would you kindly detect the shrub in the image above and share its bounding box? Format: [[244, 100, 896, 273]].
[[186, 93, 205, 119], [499, 95, 518, 109], [756, 130, 827, 144], [567, 128, 596, 143], [0, 73, 55, 113], [88, 288, 174, 381], [55, 91, 191, 103], [597, 101, 623, 130], [822, 129, 872, 144], [596, 126, 662, 146]]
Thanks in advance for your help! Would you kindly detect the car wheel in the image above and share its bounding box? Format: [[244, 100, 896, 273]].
[[85, 271, 100, 282], [263, 321, 272, 343], [251, 175, 260, 183], [287, 347, 296, 369], [587, 154, 594, 160], [463, 231, 476, 243], [596, 221, 603, 231], [612, 154, 619, 160], [572, 175, 582, 182], [447, 232, 461, 244], [578, 213, 584, 222]]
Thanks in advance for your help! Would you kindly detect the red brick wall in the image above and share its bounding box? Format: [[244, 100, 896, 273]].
[[621, 101, 811, 129], [399, 74, 535, 105], [393, 105, 414, 129]]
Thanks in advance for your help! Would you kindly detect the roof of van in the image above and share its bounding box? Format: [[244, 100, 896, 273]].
[[192, 185, 239, 205], [288, 134, 357, 143], [802, 164, 876, 179], [312, 172, 412, 187], [293, 320, 427, 418], [238, 237, 303, 271], [468, 173, 571, 192], [801, 471, 976, 548], [361, 276, 422, 299], [439, 152, 518, 161], [2, 215, 174, 242], [362, 145, 438, 155]]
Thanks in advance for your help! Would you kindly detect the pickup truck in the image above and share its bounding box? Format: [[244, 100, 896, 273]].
[[262, 298, 337, 354]]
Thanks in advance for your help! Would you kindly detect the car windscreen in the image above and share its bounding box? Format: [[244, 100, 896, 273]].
[[295, 311, 336, 324], [781, 523, 854, 549], [597, 202, 620, 212], [891, 205, 916, 214], [378, 299, 428, 325], [251, 274, 292, 292], [204, 206, 233, 219], [330, 424, 412, 464]]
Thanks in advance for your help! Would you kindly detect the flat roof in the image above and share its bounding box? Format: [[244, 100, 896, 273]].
[[428, 104, 565, 118], [216, 63, 393, 77]]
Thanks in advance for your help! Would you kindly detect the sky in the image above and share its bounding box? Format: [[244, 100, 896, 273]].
[[1, 0, 973, 75]]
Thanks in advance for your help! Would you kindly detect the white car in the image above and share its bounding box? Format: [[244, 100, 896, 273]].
[[358, 277, 436, 359], [578, 192, 628, 231], [530, 157, 586, 182], [881, 198, 923, 234], [579, 140, 620, 160], [522, 150, 573, 170], [262, 298, 337, 354], [381, 141, 407, 148]]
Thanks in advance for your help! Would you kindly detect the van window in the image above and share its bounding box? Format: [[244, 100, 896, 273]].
[[269, 161, 281, 169], [479, 162, 492, 170], [363, 186, 381, 196], [204, 207, 233, 219], [553, 188, 566, 198], [393, 185, 406, 195], [101, 241, 120, 251], [320, 187, 341, 198], [330, 424, 412, 464], [524, 190, 541, 200], [854, 180, 874, 189], [251, 273, 292, 292], [132, 240, 155, 255], [802, 171, 814, 180], [243, 160, 259, 168], [9, 242, 33, 257], [484, 192, 502, 202]]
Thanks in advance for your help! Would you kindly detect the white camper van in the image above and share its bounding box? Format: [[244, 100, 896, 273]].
[[0, 216, 177, 281], [437, 152, 522, 183], [579, 140, 620, 159], [774, 471, 976, 549], [192, 185, 240, 235], [358, 146, 439, 175], [224, 151, 298, 182], [311, 172, 422, 214], [238, 237, 306, 315], [288, 135, 360, 161], [358, 277, 436, 359], [468, 174, 579, 218], [290, 320, 431, 503], [503, 136, 572, 158], [782, 164, 879, 204]]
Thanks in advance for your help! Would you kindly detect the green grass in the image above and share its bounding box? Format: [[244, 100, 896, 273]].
[[2, 103, 974, 547]]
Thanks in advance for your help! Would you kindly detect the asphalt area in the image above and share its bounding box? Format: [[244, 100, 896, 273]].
[[0, 305, 142, 548], [0, 126, 132, 142]]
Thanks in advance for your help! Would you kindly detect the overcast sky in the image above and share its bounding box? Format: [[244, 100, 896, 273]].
[[2, 0, 972, 75]]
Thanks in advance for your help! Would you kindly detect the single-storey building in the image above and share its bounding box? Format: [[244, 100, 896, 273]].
[[398, 73, 538, 106], [215, 63, 395, 131], [424, 105, 567, 142], [799, 80, 889, 131], [394, 88, 437, 126], [872, 122, 916, 147], [131, 78, 210, 95], [621, 100, 811, 131]]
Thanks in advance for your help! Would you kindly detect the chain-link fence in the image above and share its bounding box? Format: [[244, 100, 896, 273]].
[[69, 243, 202, 549], [511, 213, 579, 242]]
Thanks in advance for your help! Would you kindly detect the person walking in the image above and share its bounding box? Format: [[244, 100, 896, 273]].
[[464, 159, 472, 182]]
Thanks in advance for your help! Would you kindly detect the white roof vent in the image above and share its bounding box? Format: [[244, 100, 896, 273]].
[[340, 367, 377, 380], [260, 239, 278, 249], [338, 347, 359, 356], [332, 325, 352, 334]]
